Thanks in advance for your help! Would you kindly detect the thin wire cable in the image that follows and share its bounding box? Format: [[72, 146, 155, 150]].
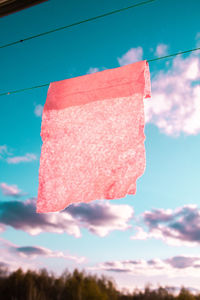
[[0, 83, 49, 96], [0, 0, 156, 50], [148, 47, 200, 62], [0, 46, 200, 97]]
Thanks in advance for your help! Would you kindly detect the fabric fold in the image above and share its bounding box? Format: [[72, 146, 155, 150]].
[[37, 60, 151, 213]]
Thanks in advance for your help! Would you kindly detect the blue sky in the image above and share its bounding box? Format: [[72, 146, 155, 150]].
[[0, 0, 200, 292]]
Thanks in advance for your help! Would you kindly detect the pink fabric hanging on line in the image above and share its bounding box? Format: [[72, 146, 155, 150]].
[[37, 60, 151, 213]]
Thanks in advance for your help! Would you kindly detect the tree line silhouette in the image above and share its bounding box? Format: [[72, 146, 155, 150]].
[[0, 267, 199, 300]]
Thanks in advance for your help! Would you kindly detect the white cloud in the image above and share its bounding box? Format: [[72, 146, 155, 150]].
[[34, 104, 43, 117], [0, 198, 81, 237], [13, 245, 85, 264], [155, 44, 168, 57], [66, 201, 134, 237], [7, 153, 37, 164], [117, 42, 200, 136], [118, 47, 143, 66], [0, 237, 85, 274], [0, 198, 133, 238], [91, 255, 200, 278], [0, 182, 23, 197], [131, 205, 200, 247], [0, 145, 36, 164], [144, 53, 200, 136]]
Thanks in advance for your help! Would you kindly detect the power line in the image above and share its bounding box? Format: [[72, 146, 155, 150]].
[[0, 0, 156, 50], [0, 83, 49, 97], [0, 46, 200, 97], [148, 47, 200, 62]]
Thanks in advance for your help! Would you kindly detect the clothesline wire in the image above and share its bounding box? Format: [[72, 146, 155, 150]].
[[0, 46, 200, 97], [147, 47, 200, 62], [0, 0, 156, 50]]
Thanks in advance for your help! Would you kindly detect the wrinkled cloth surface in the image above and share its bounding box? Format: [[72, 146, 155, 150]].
[[37, 60, 151, 213]]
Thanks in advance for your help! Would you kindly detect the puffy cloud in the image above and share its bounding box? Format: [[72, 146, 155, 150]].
[[7, 153, 37, 164], [66, 201, 133, 237], [0, 182, 24, 197], [91, 255, 200, 277], [155, 44, 168, 57], [117, 42, 200, 135], [34, 104, 43, 117], [165, 256, 199, 269], [144, 53, 200, 136], [118, 47, 143, 66], [0, 198, 133, 237], [0, 198, 81, 237], [131, 205, 200, 246]]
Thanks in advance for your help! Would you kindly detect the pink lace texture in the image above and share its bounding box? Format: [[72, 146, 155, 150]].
[[37, 60, 151, 213]]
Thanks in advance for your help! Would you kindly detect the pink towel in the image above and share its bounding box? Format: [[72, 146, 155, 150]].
[[37, 60, 151, 213]]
